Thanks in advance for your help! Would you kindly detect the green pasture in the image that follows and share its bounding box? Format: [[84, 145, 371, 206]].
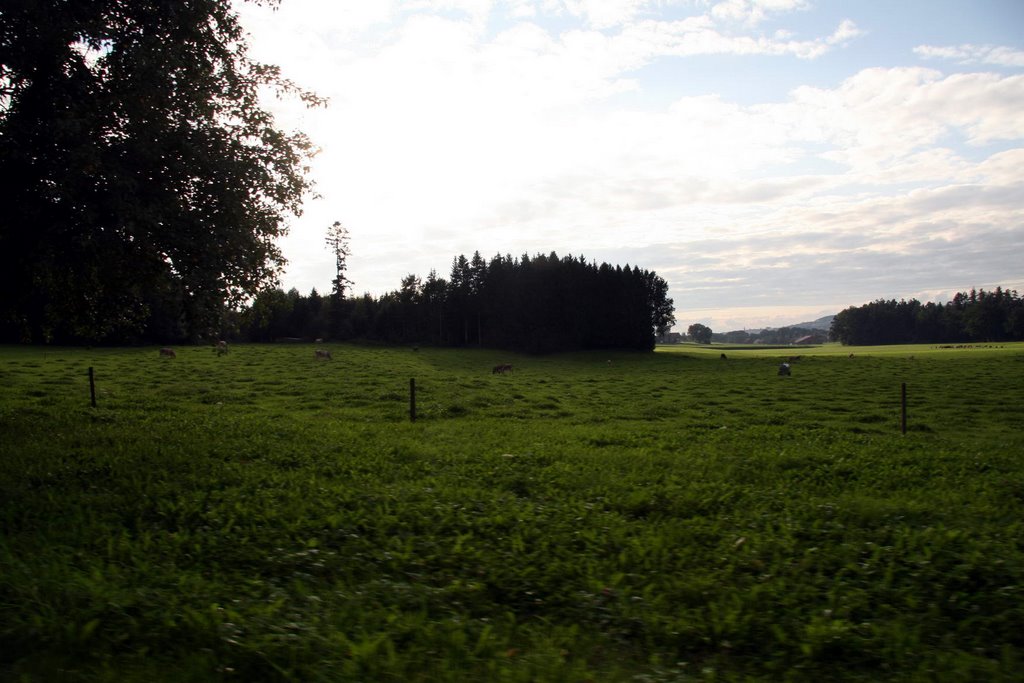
[[660, 341, 1017, 357], [1, 343, 1023, 681]]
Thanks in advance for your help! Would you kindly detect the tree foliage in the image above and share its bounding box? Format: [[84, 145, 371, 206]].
[[0, 0, 321, 343], [687, 323, 713, 345], [830, 288, 1024, 345]]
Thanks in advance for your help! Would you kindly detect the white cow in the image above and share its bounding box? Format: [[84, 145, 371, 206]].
[[315, 349, 332, 360]]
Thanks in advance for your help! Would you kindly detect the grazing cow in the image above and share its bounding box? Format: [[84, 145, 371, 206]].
[[315, 349, 332, 360], [720, 353, 727, 360], [788, 355, 802, 362], [492, 364, 513, 374], [315, 338, 324, 343], [778, 362, 791, 376], [216, 340, 229, 356], [159, 348, 176, 358]]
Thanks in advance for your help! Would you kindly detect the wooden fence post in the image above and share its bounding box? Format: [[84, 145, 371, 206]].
[[410, 378, 416, 422], [89, 367, 97, 408]]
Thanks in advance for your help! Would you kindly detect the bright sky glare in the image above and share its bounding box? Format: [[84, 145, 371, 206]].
[[234, 0, 1024, 331]]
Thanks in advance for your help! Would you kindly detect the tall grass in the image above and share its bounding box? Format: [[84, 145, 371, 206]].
[[1, 343, 1022, 681]]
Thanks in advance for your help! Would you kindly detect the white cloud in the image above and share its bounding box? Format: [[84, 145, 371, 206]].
[[782, 68, 1024, 170], [827, 19, 860, 46], [711, 0, 809, 27], [235, 1, 398, 49], [915, 43, 1024, 68], [562, 0, 652, 28], [613, 16, 859, 60], [407, 0, 497, 30]]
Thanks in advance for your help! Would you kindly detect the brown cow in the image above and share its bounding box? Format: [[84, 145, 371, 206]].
[[492, 364, 512, 374], [315, 349, 332, 360], [159, 348, 176, 358]]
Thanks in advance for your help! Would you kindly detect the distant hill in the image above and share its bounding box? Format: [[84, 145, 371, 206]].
[[728, 315, 834, 335], [711, 314, 835, 345], [789, 315, 834, 332]]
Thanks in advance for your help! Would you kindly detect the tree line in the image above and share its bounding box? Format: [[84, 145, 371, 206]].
[[829, 288, 1024, 345], [714, 326, 825, 345], [237, 252, 675, 353]]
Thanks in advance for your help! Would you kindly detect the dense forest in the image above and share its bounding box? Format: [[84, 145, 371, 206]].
[[238, 252, 675, 353], [5, 249, 674, 352], [829, 288, 1024, 345]]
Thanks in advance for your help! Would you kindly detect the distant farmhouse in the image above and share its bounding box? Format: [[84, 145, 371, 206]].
[[793, 333, 827, 345], [710, 315, 835, 346], [660, 316, 834, 346]]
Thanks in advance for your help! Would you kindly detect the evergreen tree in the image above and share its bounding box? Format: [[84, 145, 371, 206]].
[[325, 221, 353, 300]]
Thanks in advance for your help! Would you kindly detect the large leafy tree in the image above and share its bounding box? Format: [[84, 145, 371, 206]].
[[0, 0, 322, 342], [687, 323, 712, 345]]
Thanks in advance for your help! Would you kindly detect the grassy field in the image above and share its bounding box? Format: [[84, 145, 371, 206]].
[[1, 342, 1023, 682]]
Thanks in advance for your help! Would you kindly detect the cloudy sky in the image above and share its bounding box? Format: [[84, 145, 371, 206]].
[[234, 0, 1024, 331]]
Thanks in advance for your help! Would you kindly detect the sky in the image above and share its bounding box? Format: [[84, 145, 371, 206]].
[[233, 0, 1024, 331]]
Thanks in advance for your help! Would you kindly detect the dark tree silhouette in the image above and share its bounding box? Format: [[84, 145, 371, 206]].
[[233, 252, 675, 353], [0, 0, 321, 343], [830, 289, 1024, 345]]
